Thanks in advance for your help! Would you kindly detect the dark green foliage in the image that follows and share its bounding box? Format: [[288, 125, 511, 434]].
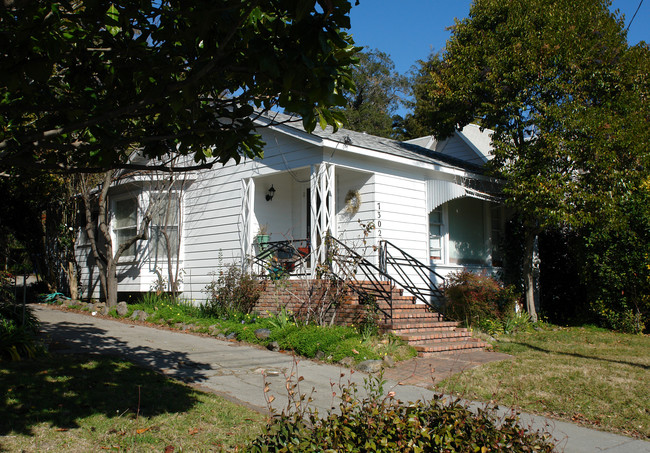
[[404, 0, 650, 324], [202, 265, 263, 317], [1, 1, 359, 172], [579, 184, 650, 333], [247, 374, 554, 452], [0, 271, 42, 361], [442, 271, 518, 327]]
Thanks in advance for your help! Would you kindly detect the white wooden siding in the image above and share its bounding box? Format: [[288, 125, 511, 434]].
[[437, 134, 485, 165], [179, 130, 324, 300], [76, 123, 496, 304]]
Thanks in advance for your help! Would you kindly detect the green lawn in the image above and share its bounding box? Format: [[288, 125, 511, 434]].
[[437, 325, 650, 439], [65, 297, 417, 365], [0, 354, 265, 452]]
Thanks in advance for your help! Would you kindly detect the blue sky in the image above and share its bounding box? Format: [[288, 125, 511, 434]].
[[349, 0, 650, 76]]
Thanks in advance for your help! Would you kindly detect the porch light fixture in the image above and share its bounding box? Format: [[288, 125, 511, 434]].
[[266, 185, 276, 201]]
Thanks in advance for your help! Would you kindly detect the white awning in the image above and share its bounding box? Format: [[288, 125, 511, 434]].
[[426, 179, 500, 212]]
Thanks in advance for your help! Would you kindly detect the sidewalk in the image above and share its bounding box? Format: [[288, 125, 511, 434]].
[[383, 349, 513, 387], [34, 305, 650, 453]]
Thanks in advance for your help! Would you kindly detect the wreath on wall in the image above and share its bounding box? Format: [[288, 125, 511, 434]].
[[344, 189, 362, 215]]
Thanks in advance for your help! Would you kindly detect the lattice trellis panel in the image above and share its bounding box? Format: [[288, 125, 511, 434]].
[[310, 163, 335, 270], [240, 178, 254, 271]]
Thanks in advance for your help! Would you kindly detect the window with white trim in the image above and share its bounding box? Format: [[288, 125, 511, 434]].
[[150, 193, 180, 259], [430, 198, 506, 267], [114, 197, 138, 259], [429, 207, 443, 262], [448, 197, 487, 265], [490, 205, 504, 266]]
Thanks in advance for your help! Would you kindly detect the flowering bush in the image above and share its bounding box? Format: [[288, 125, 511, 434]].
[[442, 271, 518, 328]]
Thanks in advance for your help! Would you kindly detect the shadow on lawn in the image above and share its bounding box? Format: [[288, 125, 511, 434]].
[[0, 320, 212, 436], [513, 341, 650, 370], [0, 353, 200, 436]]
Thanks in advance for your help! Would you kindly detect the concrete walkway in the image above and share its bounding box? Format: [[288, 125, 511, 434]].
[[34, 305, 649, 453]]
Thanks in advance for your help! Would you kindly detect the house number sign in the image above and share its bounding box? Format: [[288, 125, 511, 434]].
[[376, 202, 382, 237]]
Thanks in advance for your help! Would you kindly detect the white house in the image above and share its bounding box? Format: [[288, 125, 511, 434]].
[[76, 112, 505, 306]]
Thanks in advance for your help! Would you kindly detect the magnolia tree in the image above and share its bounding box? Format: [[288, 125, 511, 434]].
[[2, 1, 363, 304], [0, 1, 359, 173]]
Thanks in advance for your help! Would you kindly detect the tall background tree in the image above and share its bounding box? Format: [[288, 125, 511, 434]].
[[338, 48, 408, 138], [0, 0, 358, 173], [404, 0, 649, 326]]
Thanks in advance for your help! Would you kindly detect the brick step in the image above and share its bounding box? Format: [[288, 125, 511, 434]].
[[368, 298, 421, 306], [388, 311, 444, 320], [387, 321, 460, 333], [376, 299, 424, 308], [384, 316, 451, 325], [397, 331, 472, 345], [353, 281, 394, 290], [386, 309, 435, 317], [385, 324, 454, 333], [414, 338, 489, 356]]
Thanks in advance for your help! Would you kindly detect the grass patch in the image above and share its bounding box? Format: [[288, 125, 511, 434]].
[[0, 354, 264, 451], [436, 325, 650, 439]]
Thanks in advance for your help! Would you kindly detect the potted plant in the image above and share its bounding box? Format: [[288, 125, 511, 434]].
[[255, 224, 270, 252]]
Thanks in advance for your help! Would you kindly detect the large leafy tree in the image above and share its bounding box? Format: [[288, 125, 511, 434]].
[[339, 49, 408, 138], [407, 0, 649, 320], [0, 0, 358, 172]]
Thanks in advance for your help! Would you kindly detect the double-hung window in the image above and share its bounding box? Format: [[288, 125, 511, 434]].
[[114, 197, 138, 259], [490, 206, 504, 266], [429, 207, 443, 262], [151, 193, 180, 259]]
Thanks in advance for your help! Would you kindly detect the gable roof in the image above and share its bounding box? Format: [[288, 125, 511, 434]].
[[258, 111, 484, 174], [404, 124, 494, 165]]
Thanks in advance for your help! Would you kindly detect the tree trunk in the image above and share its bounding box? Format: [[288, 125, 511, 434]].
[[66, 261, 78, 300], [106, 261, 118, 307], [523, 229, 538, 322]]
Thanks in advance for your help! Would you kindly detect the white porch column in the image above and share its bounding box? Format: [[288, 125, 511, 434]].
[[240, 177, 254, 271], [310, 163, 335, 270]]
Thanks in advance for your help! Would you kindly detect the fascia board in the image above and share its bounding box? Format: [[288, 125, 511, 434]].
[[321, 138, 491, 181], [255, 116, 495, 182], [255, 117, 324, 147]]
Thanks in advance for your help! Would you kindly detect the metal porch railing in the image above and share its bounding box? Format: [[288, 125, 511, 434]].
[[251, 239, 312, 278], [325, 236, 393, 320], [379, 240, 445, 309]]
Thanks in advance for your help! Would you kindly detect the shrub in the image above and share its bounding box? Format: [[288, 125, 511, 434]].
[[202, 265, 262, 318], [442, 271, 518, 328], [477, 311, 534, 336], [247, 373, 554, 452]]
